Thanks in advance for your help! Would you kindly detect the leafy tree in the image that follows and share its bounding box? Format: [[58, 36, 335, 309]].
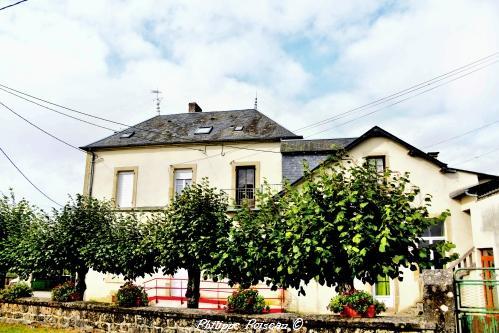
[[15, 194, 117, 299], [0, 192, 41, 288], [212, 158, 458, 294], [153, 179, 230, 308], [87, 212, 159, 280]]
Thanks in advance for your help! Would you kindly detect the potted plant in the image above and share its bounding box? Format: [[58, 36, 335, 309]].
[[327, 290, 386, 318], [115, 282, 149, 307]]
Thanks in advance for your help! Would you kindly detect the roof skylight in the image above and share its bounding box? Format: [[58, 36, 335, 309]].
[[120, 131, 135, 139], [194, 126, 213, 134], [234, 126, 244, 131]]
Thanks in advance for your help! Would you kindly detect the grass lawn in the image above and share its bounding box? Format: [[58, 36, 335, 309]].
[[0, 323, 78, 332]]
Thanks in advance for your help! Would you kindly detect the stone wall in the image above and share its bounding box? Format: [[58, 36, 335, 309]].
[[0, 298, 437, 333]]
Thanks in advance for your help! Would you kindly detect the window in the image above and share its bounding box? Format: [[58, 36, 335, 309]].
[[234, 126, 244, 131], [375, 275, 391, 296], [116, 171, 135, 208], [366, 156, 386, 173], [174, 169, 192, 195], [194, 126, 213, 134], [236, 166, 255, 206], [421, 221, 446, 268]]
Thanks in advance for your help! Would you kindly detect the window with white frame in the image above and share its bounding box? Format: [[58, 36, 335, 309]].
[[116, 171, 135, 208], [421, 221, 446, 268], [366, 156, 386, 173], [174, 169, 192, 195]]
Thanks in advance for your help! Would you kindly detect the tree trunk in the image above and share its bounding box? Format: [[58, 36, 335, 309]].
[[0, 272, 6, 289], [339, 278, 355, 293], [185, 268, 201, 308], [75, 266, 88, 301]]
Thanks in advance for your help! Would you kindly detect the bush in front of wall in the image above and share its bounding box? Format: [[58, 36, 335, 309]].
[[327, 290, 386, 317], [51, 281, 80, 302], [116, 282, 149, 307], [0, 282, 33, 301], [226, 288, 270, 314]]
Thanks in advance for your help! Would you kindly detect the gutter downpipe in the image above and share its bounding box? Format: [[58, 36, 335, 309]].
[[88, 151, 96, 198]]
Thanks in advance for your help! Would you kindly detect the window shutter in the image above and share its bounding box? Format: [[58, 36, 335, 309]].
[[116, 171, 134, 207]]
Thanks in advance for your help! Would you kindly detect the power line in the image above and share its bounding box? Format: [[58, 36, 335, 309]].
[[424, 119, 499, 149], [0, 85, 279, 153], [0, 0, 27, 11], [305, 59, 499, 138], [451, 146, 499, 166], [294, 52, 499, 133], [0, 86, 205, 152], [0, 146, 62, 207], [0, 101, 85, 153]]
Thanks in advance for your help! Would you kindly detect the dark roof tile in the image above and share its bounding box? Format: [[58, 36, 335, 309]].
[[81, 109, 301, 150]]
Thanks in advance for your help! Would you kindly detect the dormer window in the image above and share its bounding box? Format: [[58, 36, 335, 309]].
[[120, 131, 135, 139], [194, 126, 213, 134]]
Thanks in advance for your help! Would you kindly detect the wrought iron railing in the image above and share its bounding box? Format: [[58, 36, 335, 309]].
[[221, 184, 282, 208]]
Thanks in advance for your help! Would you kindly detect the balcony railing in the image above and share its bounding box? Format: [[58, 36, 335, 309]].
[[222, 184, 282, 208]]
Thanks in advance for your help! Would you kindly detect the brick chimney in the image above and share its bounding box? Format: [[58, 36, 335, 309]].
[[188, 102, 202, 113]]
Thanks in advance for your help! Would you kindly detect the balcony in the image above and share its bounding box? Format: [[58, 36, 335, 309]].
[[222, 184, 282, 209]]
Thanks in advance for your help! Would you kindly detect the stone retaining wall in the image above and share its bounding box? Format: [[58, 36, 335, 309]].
[[0, 298, 436, 333]]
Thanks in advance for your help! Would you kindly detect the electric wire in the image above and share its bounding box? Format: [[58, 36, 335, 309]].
[[0, 85, 282, 154], [450, 146, 499, 166], [1, 54, 497, 164], [0, 0, 27, 11], [0, 101, 85, 153], [293, 52, 499, 133], [0, 87, 205, 152], [0, 146, 62, 207], [424, 119, 499, 149], [304, 59, 499, 138], [0, 84, 272, 149]]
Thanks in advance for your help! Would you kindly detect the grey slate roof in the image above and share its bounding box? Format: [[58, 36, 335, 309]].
[[81, 109, 301, 150], [281, 138, 357, 153]]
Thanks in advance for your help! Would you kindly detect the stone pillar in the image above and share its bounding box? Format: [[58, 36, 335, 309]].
[[422, 269, 456, 333]]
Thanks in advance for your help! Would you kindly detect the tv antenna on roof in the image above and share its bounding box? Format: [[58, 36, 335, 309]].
[[151, 89, 162, 115], [254, 91, 258, 110]]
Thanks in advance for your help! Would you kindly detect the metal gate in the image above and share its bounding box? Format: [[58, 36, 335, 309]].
[[454, 268, 499, 332]]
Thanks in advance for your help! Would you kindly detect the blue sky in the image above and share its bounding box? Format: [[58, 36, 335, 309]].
[[0, 0, 498, 209]]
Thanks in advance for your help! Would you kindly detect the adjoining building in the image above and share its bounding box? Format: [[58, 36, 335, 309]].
[[80, 103, 499, 314]]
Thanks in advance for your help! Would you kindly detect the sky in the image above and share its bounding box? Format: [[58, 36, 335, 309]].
[[0, 0, 498, 210]]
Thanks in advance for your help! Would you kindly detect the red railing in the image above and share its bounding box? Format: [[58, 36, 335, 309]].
[[143, 277, 285, 313]]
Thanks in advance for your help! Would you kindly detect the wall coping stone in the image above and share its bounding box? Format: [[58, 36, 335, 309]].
[[1, 297, 436, 331]]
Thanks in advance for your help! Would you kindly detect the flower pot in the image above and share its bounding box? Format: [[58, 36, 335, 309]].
[[364, 304, 376, 318], [341, 305, 361, 318]]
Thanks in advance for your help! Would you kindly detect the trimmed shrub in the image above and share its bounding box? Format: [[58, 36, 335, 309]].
[[51, 281, 80, 302], [226, 288, 269, 314], [0, 282, 33, 301], [116, 282, 149, 307]]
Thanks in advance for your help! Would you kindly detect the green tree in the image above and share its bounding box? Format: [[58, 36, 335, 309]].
[[212, 159, 458, 294], [153, 179, 230, 308], [0, 192, 41, 288], [16, 195, 117, 299], [87, 212, 160, 280]]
